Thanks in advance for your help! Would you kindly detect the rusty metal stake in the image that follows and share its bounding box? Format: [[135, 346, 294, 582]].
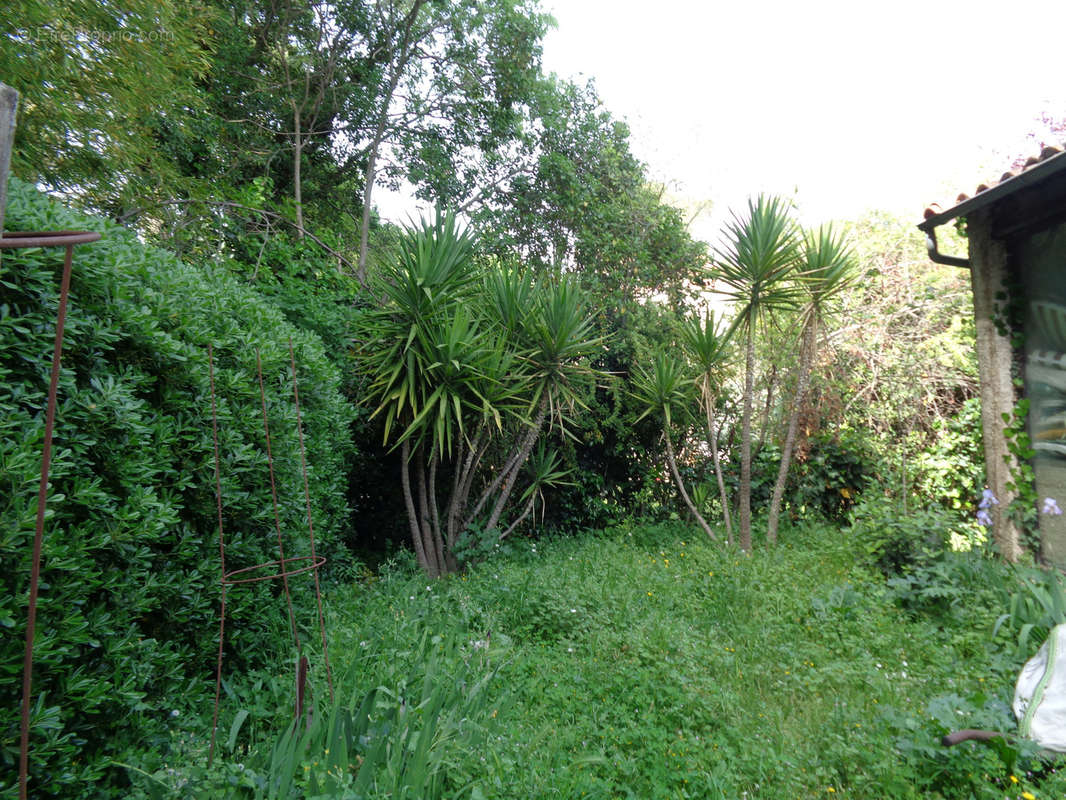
[[207, 342, 333, 763], [1, 230, 100, 800]]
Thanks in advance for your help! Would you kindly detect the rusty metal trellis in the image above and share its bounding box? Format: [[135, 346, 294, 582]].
[[2, 230, 102, 800], [207, 339, 334, 764]]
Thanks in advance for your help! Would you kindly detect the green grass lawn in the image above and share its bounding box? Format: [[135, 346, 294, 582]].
[[132, 521, 1065, 799]]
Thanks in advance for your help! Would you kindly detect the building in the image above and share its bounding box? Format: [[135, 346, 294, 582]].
[[919, 144, 1066, 563]]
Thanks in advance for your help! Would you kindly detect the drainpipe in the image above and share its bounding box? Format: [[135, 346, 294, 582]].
[[924, 225, 969, 268]]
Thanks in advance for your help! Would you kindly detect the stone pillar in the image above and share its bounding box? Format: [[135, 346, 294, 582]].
[[968, 210, 1022, 560], [0, 83, 18, 235]]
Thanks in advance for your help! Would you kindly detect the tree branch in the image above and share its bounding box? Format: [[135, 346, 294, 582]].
[[116, 199, 357, 275]]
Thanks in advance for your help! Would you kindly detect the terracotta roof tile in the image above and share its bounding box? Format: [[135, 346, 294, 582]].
[[923, 143, 1065, 219]]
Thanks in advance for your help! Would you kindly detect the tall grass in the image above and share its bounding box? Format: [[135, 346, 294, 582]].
[[125, 521, 1066, 799]]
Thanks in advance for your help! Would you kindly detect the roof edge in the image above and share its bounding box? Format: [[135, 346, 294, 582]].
[[918, 149, 1066, 232]]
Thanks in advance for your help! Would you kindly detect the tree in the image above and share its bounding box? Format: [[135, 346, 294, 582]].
[[251, 0, 372, 236], [765, 225, 857, 544], [0, 0, 214, 214], [713, 196, 803, 551], [631, 354, 716, 540], [352, 0, 550, 284], [474, 79, 707, 307], [358, 211, 600, 575], [682, 309, 734, 543], [834, 211, 977, 440]]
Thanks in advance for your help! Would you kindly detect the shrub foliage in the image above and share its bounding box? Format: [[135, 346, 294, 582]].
[[0, 180, 355, 798]]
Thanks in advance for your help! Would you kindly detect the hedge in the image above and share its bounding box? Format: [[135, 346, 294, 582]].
[[0, 180, 356, 798]]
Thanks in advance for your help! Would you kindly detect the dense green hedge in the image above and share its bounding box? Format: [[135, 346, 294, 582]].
[[0, 180, 356, 798]]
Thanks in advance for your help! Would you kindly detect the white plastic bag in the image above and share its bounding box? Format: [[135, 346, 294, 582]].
[[1013, 623, 1066, 752]]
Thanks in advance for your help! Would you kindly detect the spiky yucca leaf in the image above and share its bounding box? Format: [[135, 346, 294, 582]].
[[682, 308, 731, 376], [631, 353, 694, 430], [795, 223, 857, 328], [713, 194, 803, 335]]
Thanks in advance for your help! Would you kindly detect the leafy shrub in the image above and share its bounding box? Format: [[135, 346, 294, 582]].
[[0, 180, 356, 798], [787, 427, 873, 519], [535, 302, 685, 533], [885, 550, 1006, 624], [849, 491, 980, 576], [911, 397, 985, 513], [224, 233, 410, 558], [743, 427, 873, 523]]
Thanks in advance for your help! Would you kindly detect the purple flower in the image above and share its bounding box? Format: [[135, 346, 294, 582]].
[[979, 489, 999, 510], [1041, 497, 1063, 516], [976, 509, 994, 527]]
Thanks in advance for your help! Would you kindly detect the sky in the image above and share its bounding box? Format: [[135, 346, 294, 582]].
[[538, 0, 1066, 241]]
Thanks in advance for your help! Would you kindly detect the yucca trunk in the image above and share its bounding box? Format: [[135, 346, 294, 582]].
[[703, 376, 733, 544], [663, 429, 716, 541], [401, 441, 441, 577], [483, 394, 550, 535], [738, 324, 756, 552], [767, 319, 817, 544]]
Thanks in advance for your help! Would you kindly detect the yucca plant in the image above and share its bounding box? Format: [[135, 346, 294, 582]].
[[360, 213, 602, 575], [478, 273, 601, 537], [766, 224, 857, 544], [500, 441, 575, 539], [631, 353, 715, 540], [713, 195, 803, 551], [681, 309, 734, 543]]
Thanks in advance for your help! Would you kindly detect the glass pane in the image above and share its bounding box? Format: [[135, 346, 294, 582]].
[[1018, 220, 1066, 565]]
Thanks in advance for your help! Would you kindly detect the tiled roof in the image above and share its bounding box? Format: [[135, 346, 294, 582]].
[[921, 144, 1061, 222]]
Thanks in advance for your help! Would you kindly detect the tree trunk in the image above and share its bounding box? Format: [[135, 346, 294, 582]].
[[483, 395, 549, 535], [739, 324, 755, 552], [426, 453, 447, 571], [292, 110, 304, 238], [969, 212, 1023, 561], [767, 319, 816, 544], [500, 496, 536, 540], [357, 142, 379, 287], [703, 377, 733, 544], [401, 440, 436, 576], [663, 429, 715, 541], [0, 84, 17, 237], [756, 362, 777, 453], [415, 453, 446, 575], [462, 427, 526, 533], [451, 429, 490, 545], [356, 0, 426, 287]]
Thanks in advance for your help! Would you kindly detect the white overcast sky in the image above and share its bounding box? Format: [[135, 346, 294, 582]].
[[539, 0, 1066, 240]]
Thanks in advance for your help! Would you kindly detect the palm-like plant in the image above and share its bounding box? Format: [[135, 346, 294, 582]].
[[766, 225, 856, 543], [714, 195, 802, 551], [499, 441, 575, 539], [361, 211, 488, 575], [363, 209, 482, 455], [476, 272, 602, 537], [360, 213, 601, 575], [681, 309, 734, 543], [632, 353, 716, 540]]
